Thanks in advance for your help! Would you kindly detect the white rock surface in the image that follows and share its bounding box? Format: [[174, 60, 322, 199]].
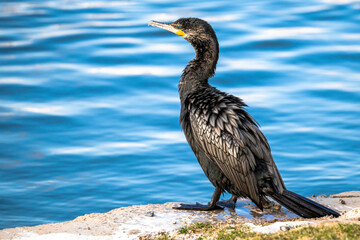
[[1, 192, 359, 240], [245, 221, 312, 234]]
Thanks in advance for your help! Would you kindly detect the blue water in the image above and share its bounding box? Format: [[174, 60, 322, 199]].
[[1, 0, 360, 230]]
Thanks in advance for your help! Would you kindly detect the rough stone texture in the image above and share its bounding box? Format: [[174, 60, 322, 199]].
[[0, 192, 360, 240], [330, 191, 360, 198]]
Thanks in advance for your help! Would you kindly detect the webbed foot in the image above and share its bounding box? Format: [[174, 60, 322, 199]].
[[173, 187, 223, 211], [173, 202, 223, 211], [216, 195, 238, 209]]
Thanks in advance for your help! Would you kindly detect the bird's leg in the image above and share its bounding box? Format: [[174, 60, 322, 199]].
[[173, 187, 223, 211], [216, 195, 238, 209]]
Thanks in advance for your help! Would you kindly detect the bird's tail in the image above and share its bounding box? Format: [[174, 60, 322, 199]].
[[270, 189, 340, 218]]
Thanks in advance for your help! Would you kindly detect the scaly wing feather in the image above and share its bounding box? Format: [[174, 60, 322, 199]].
[[185, 88, 285, 207]]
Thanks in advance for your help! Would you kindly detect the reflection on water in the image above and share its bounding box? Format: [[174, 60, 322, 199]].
[[1, 0, 360, 229]]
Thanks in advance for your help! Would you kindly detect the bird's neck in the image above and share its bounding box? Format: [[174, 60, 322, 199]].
[[179, 38, 219, 101]]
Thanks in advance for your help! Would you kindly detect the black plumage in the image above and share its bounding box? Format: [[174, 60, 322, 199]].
[[149, 17, 339, 218]]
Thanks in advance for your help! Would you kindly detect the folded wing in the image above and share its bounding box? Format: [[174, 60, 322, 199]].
[[186, 89, 285, 207]]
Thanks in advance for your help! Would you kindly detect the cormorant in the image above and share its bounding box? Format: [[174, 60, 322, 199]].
[[149, 18, 340, 218]]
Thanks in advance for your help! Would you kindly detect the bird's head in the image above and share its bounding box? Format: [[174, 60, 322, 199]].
[[148, 18, 217, 47], [149, 17, 219, 87]]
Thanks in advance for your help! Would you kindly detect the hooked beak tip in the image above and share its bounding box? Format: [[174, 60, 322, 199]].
[[148, 20, 161, 27]]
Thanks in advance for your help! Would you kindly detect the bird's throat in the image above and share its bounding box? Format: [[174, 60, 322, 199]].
[[179, 38, 219, 100]]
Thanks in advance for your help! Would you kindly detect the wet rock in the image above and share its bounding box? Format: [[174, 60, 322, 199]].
[[273, 204, 282, 211]]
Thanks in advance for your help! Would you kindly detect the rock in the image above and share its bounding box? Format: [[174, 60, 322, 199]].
[[227, 219, 235, 224], [318, 194, 328, 198], [330, 191, 360, 198], [341, 208, 360, 219], [339, 199, 346, 204], [145, 211, 155, 217], [139, 234, 152, 240], [1, 192, 360, 240], [273, 204, 282, 211], [128, 229, 141, 235], [280, 226, 290, 231]]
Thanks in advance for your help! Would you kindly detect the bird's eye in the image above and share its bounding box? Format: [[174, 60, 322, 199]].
[[176, 25, 181, 29]]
